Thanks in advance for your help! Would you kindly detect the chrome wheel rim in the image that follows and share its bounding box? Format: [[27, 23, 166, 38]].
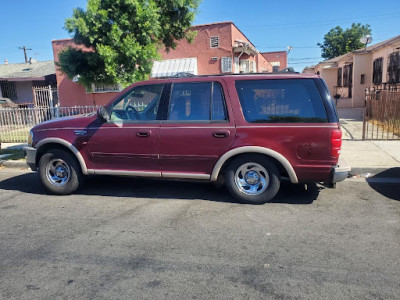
[[46, 158, 71, 187], [234, 162, 269, 195]]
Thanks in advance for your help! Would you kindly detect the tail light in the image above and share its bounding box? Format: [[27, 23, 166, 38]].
[[331, 129, 342, 158]]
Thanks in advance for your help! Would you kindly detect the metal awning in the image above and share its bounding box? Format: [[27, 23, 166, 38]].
[[151, 57, 198, 78]]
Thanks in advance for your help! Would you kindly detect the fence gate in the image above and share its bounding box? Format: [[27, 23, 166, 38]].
[[363, 87, 400, 140], [33, 85, 58, 108]]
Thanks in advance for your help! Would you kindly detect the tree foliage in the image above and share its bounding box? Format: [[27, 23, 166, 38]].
[[318, 23, 372, 60], [58, 0, 200, 89]]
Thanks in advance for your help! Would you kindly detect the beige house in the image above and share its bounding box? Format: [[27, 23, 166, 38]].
[[304, 35, 400, 108]]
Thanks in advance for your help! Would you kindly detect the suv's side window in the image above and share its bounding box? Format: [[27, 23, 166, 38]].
[[110, 84, 164, 122], [235, 79, 328, 123], [168, 82, 228, 122]]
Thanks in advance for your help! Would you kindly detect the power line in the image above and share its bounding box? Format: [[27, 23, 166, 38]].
[[242, 12, 400, 30]]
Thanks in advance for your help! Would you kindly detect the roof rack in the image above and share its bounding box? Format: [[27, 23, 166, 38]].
[[153, 71, 302, 80]]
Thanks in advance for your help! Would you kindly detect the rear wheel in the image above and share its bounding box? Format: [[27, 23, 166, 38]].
[[225, 155, 280, 204], [39, 149, 83, 194]]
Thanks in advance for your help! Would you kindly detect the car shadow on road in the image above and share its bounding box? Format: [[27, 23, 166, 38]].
[[367, 167, 400, 201], [0, 173, 320, 205]]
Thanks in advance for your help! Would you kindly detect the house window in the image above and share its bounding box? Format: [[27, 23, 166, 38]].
[[343, 64, 353, 87], [221, 57, 232, 73], [373, 57, 383, 84], [91, 83, 121, 93], [240, 60, 250, 73], [0, 81, 17, 100], [210, 36, 219, 48], [388, 51, 400, 84], [360, 74, 365, 84], [337, 67, 342, 86], [251, 61, 256, 73], [271, 61, 280, 73]]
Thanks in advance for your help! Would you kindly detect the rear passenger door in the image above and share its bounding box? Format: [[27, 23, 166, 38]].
[[159, 80, 235, 178]]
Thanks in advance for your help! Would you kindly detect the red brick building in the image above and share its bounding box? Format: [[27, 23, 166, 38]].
[[52, 21, 274, 107], [260, 51, 287, 72]]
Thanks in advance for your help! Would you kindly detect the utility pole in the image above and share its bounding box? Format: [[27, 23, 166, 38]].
[[19, 46, 32, 63]]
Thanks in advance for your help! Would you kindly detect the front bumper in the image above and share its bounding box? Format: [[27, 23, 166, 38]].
[[331, 157, 351, 183], [24, 146, 37, 171]]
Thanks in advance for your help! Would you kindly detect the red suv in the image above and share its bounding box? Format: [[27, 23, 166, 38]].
[[25, 73, 350, 204]]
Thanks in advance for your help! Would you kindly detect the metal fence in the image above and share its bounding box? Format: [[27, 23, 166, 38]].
[[363, 87, 400, 140], [0, 106, 99, 143]]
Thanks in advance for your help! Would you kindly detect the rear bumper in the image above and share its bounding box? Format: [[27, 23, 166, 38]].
[[331, 157, 351, 183], [24, 146, 37, 171]]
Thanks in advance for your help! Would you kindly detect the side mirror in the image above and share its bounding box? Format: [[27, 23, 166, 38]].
[[97, 106, 109, 122]]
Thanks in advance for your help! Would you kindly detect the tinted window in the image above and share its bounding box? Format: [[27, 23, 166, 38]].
[[235, 79, 328, 123], [110, 84, 163, 122], [168, 82, 227, 122]]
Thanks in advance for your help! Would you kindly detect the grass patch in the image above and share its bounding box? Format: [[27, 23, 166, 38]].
[[0, 148, 25, 160], [0, 129, 30, 143]]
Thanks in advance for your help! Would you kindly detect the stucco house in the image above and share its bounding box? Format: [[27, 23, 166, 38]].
[[52, 21, 278, 107], [304, 35, 400, 108], [0, 60, 56, 107]]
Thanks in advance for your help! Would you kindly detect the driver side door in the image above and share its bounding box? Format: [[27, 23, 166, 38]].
[[86, 84, 165, 175]]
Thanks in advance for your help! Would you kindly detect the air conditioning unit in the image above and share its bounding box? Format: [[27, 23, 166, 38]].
[[211, 57, 219, 61]]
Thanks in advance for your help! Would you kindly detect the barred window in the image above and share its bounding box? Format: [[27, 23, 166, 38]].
[[240, 60, 250, 73], [388, 51, 400, 84], [343, 64, 353, 87], [91, 83, 121, 93], [337, 67, 342, 86], [373, 57, 383, 84], [221, 57, 232, 73], [0, 81, 17, 100]]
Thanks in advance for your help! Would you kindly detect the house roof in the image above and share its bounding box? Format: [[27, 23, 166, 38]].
[[353, 34, 400, 54], [0, 60, 55, 81], [314, 35, 400, 67], [192, 21, 256, 48]]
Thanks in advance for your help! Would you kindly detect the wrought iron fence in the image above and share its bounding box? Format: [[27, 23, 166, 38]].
[[0, 106, 99, 143], [363, 88, 400, 140]]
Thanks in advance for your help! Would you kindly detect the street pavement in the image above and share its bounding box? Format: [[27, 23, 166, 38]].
[[0, 170, 399, 299]]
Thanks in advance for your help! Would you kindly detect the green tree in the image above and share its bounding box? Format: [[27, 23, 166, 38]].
[[58, 0, 200, 89], [317, 23, 372, 60]]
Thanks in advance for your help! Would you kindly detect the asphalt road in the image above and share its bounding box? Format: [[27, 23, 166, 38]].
[[0, 170, 399, 299]]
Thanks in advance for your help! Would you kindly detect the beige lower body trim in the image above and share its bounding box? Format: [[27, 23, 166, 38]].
[[88, 169, 210, 180], [162, 173, 210, 180], [91, 169, 161, 177]]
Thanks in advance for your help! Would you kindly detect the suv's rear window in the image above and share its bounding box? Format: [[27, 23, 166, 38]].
[[235, 79, 328, 123]]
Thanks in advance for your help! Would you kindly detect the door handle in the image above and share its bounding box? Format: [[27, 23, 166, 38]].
[[212, 130, 230, 138], [137, 131, 150, 137]]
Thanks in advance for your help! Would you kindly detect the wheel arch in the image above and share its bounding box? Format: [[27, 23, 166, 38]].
[[35, 138, 88, 175], [211, 146, 298, 183]]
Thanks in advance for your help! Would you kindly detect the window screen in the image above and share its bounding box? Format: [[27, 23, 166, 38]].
[[235, 79, 328, 123]]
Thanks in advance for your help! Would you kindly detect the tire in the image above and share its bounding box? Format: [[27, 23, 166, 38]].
[[225, 155, 280, 204], [38, 149, 83, 195]]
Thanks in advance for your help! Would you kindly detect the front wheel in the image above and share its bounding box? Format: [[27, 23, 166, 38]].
[[225, 155, 280, 204], [38, 149, 83, 194]]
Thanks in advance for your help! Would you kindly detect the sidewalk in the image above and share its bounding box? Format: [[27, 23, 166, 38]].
[[337, 108, 400, 176]]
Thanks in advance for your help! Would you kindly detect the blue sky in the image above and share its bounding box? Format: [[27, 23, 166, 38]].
[[1, 0, 399, 71]]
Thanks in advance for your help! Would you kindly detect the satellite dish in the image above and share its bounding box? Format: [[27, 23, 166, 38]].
[[360, 35, 372, 45]]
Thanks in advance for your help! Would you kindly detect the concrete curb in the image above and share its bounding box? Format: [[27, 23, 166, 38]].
[[349, 167, 400, 177], [0, 160, 29, 169]]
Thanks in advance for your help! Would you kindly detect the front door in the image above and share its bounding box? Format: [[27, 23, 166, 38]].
[[159, 81, 235, 178], [86, 84, 165, 174]]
